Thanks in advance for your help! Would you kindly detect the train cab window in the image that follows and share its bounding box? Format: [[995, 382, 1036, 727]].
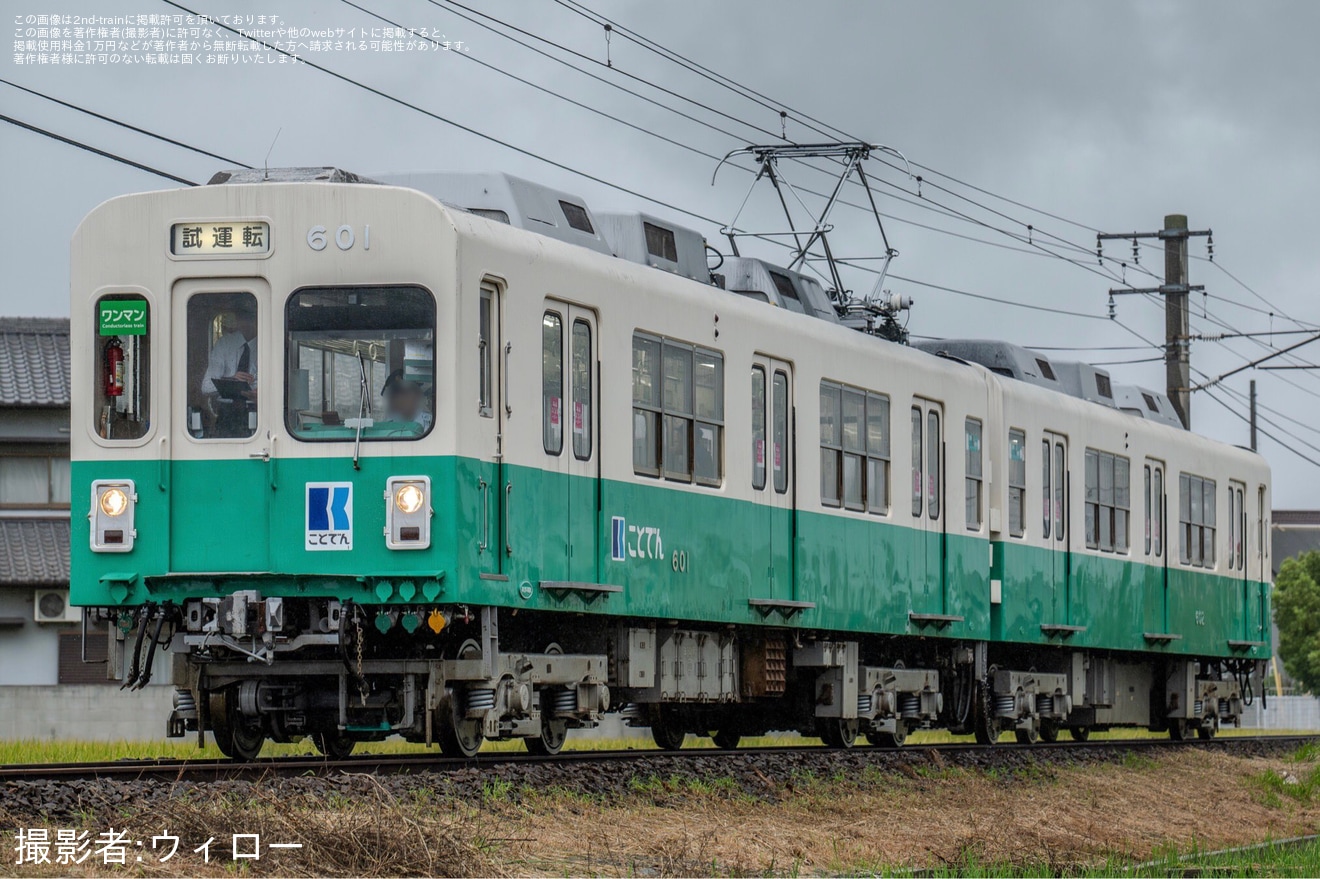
[[1179, 472, 1217, 568], [187, 292, 257, 440], [284, 286, 435, 441], [965, 419, 983, 530], [542, 312, 564, 455], [93, 293, 151, 441], [910, 408, 923, 517], [752, 368, 767, 490], [632, 332, 723, 485], [571, 320, 593, 461], [1008, 429, 1026, 537], [867, 393, 890, 515], [772, 371, 789, 494], [1084, 449, 1130, 553]]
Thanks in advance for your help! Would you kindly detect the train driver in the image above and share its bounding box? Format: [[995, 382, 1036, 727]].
[[200, 301, 257, 437], [382, 369, 433, 432]]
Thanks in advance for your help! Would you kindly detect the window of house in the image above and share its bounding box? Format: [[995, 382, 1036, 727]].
[[1008, 429, 1026, 537], [93, 293, 151, 441], [1179, 472, 1217, 568], [0, 455, 70, 507], [542, 312, 563, 455], [965, 419, 982, 530], [632, 333, 723, 484]]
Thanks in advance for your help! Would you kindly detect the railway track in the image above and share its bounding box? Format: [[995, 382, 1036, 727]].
[[3, 734, 1314, 784]]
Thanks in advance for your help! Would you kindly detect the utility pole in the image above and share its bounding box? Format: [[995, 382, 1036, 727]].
[[1249, 379, 1257, 451], [1099, 215, 1211, 430]]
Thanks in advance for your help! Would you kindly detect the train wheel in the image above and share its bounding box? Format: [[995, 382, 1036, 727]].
[[711, 729, 741, 750], [1014, 725, 1040, 745], [866, 724, 907, 748], [1197, 718, 1217, 740], [208, 690, 265, 762], [312, 731, 356, 760], [1038, 720, 1059, 743], [1168, 719, 1191, 741], [525, 695, 569, 757], [819, 718, 859, 749], [437, 640, 485, 758], [650, 710, 686, 751], [1067, 726, 1091, 742], [972, 681, 997, 746]]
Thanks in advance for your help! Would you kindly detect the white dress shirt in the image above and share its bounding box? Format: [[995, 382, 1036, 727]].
[[201, 331, 258, 395]]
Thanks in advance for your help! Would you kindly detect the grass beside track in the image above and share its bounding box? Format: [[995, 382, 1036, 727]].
[[0, 725, 1307, 765]]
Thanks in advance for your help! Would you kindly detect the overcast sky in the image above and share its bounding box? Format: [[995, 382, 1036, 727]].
[[4, 1, 1318, 505]]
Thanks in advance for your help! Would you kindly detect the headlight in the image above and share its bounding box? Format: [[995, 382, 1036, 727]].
[[395, 484, 426, 514], [99, 487, 130, 517]]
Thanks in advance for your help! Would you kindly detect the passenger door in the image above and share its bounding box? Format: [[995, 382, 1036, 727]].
[[911, 399, 945, 613], [541, 303, 600, 584], [1143, 459, 1168, 634], [751, 358, 794, 601], [170, 280, 272, 573], [1044, 432, 1069, 624]]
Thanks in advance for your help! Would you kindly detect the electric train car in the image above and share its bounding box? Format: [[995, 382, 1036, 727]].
[[69, 168, 1271, 759]]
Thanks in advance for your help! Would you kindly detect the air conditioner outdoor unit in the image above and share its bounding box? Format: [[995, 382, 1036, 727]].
[[33, 589, 81, 624]]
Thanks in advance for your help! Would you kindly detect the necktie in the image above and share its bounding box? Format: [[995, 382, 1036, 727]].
[[237, 340, 250, 374]]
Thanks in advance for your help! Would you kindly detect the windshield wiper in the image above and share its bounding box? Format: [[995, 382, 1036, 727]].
[[353, 350, 368, 470]]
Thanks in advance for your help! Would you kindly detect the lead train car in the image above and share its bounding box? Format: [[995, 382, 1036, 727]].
[[70, 171, 1271, 759]]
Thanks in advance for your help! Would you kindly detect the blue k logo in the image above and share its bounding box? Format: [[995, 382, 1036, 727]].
[[306, 482, 353, 551]]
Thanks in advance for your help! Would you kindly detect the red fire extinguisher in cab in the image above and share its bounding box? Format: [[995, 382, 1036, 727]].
[[104, 338, 125, 397]]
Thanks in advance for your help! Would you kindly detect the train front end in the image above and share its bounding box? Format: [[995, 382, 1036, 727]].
[[69, 170, 472, 758]]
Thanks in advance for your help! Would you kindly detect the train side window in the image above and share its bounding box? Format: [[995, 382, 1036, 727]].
[[965, 418, 982, 531], [1237, 485, 1246, 570], [1152, 467, 1163, 557], [478, 288, 494, 418], [910, 407, 923, 517], [1114, 455, 1130, 553], [1008, 429, 1026, 537], [752, 367, 767, 491], [631, 334, 661, 476], [693, 348, 724, 485], [772, 371, 789, 494], [820, 382, 842, 507], [1086, 449, 1130, 552], [571, 319, 593, 461], [1085, 450, 1099, 548], [632, 332, 723, 485], [1055, 442, 1067, 543], [190, 292, 257, 440], [1041, 440, 1051, 540], [927, 410, 941, 520], [93, 293, 151, 441], [1179, 472, 1217, 568], [1227, 485, 1239, 570], [843, 388, 866, 511], [1143, 465, 1151, 554], [542, 312, 563, 455], [867, 393, 890, 515]]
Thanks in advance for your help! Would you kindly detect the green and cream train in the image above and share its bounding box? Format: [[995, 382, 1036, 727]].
[[70, 167, 1271, 759]]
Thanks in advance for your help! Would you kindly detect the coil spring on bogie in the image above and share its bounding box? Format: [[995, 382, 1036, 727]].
[[899, 693, 921, 719], [857, 694, 873, 716], [1194, 699, 1205, 718], [620, 702, 641, 719], [467, 688, 496, 712], [553, 688, 578, 716], [1036, 694, 1054, 716], [1219, 698, 1231, 718], [994, 694, 1018, 717]]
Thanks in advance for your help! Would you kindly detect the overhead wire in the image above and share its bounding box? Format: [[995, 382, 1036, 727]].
[[0, 112, 198, 186]]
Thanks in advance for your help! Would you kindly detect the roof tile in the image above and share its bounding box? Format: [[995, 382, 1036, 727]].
[[0, 518, 70, 586], [0, 317, 71, 407]]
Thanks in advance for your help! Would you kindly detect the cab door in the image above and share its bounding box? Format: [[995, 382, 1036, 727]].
[[911, 399, 945, 613], [169, 280, 272, 573], [541, 302, 600, 584], [1043, 432, 1069, 624], [751, 358, 794, 601]]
